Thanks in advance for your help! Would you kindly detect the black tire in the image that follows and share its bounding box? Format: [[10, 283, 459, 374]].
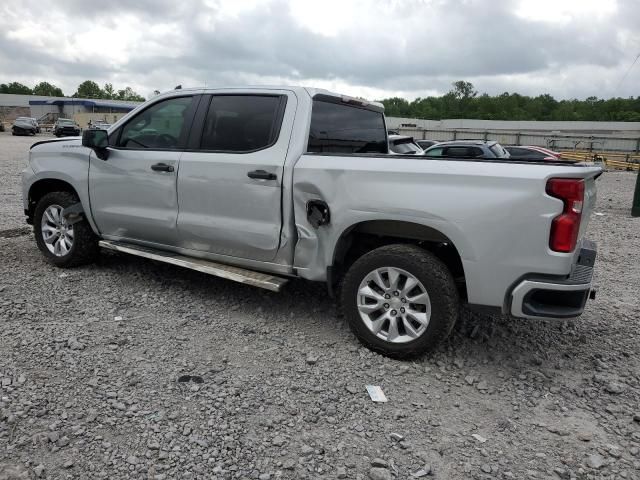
[[341, 244, 459, 359], [33, 191, 99, 268]]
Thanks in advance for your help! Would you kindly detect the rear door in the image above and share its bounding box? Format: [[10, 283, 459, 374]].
[[89, 95, 198, 246], [175, 91, 293, 262]]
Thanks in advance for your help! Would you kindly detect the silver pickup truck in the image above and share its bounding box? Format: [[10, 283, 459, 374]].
[[22, 87, 601, 358]]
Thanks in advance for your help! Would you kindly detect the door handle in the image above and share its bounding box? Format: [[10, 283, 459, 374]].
[[151, 163, 174, 173], [247, 169, 277, 180]]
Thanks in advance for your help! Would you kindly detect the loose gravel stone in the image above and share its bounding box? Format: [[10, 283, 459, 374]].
[[371, 458, 389, 468], [587, 454, 605, 469], [369, 467, 393, 480]]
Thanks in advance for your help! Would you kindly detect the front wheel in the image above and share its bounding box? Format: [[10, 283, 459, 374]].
[[341, 244, 459, 358], [33, 191, 99, 267]]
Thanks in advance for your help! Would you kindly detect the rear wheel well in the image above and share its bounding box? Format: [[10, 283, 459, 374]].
[[27, 179, 79, 223], [331, 221, 467, 300]]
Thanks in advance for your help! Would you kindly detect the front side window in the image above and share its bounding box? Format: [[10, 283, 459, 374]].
[[307, 99, 387, 154], [200, 95, 284, 152], [119, 96, 194, 149], [425, 147, 444, 157]]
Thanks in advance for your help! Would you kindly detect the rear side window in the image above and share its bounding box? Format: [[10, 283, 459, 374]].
[[200, 95, 285, 152], [443, 146, 467, 157], [443, 146, 484, 158], [307, 100, 388, 154]]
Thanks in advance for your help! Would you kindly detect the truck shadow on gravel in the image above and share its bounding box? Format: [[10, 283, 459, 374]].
[[95, 251, 600, 369]]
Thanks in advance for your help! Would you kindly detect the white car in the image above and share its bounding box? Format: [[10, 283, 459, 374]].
[[388, 135, 424, 155]]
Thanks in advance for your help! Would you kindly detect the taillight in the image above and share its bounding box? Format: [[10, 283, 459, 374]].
[[546, 178, 584, 253]]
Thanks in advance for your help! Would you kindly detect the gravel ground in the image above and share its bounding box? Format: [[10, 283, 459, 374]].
[[1, 132, 639, 480]]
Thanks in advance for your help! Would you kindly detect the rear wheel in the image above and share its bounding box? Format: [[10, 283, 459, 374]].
[[33, 191, 99, 267], [341, 244, 459, 358]]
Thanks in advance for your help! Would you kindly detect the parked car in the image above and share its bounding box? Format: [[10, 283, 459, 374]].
[[416, 139, 439, 150], [423, 140, 510, 159], [53, 119, 81, 137], [505, 145, 561, 161], [22, 87, 601, 358], [388, 135, 424, 154], [12, 117, 38, 136], [0, 121, 4, 132], [16, 117, 40, 133]]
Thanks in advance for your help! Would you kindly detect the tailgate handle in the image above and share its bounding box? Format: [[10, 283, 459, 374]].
[[247, 170, 277, 180]]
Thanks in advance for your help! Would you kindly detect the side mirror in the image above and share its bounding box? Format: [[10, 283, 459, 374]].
[[82, 129, 109, 160]]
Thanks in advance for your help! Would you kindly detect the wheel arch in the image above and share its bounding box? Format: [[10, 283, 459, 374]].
[[26, 178, 98, 235], [329, 219, 467, 300]]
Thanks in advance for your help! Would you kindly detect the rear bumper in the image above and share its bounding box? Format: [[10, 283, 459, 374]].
[[509, 240, 596, 320]]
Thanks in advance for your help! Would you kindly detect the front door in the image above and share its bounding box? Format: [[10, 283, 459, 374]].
[[89, 95, 198, 246], [176, 92, 293, 262]]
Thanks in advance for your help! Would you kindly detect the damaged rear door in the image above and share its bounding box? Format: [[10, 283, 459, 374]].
[[176, 91, 294, 262]]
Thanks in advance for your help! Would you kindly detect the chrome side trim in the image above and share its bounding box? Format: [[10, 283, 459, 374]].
[[99, 240, 289, 292]]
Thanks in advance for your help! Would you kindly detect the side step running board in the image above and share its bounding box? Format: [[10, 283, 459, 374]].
[[99, 240, 289, 292]]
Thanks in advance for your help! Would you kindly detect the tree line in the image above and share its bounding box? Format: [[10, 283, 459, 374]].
[[2, 79, 639, 120], [380, 81, 640, 122], [0, 80, 146, 102]]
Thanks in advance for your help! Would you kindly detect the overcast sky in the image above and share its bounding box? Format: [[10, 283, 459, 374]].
[[0, 0, 638, 101]]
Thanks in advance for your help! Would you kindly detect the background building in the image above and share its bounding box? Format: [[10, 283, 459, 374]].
[[0, 93, 141, 127]]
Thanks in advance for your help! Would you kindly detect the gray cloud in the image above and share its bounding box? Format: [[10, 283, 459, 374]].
[[0, 0, 638, 100]]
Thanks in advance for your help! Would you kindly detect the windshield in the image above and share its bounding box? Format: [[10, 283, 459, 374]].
[[58, 120, 74, 125], [489, 143, 509, 158], [391, 142, 422, 154]]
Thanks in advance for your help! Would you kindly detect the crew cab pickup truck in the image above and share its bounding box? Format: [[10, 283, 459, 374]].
[[22, 87, 601, 358]]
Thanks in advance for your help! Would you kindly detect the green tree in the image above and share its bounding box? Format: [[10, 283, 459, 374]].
[[0, 82, 33, 95], [74, 80, 103, 99], [103, 83, 115, 99], [116, 87, 145, 102], [450, 80, 477, 100], [33, 81, 64, 97], [376, 80, 640, 122]]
